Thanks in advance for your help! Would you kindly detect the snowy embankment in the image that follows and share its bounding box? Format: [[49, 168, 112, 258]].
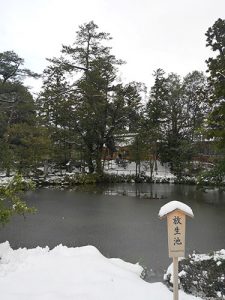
[[0, 161, 178, 187], [0, 242, 201, 300], [0, 175, 14, 186]]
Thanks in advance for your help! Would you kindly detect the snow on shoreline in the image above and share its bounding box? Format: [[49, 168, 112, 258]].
[[0, 160, 177, 187], [0, 242, 202, 300]]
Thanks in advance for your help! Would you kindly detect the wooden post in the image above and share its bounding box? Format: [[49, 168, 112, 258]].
[[173, 256, 178, 300], [158, 201, 194, 300]]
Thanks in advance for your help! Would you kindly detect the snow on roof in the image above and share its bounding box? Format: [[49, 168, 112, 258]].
[[158, 201, 194, 219]]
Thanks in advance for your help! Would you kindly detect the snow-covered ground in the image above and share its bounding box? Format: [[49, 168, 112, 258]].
[[0, 174, 14, 186], [105, 160, 175, 178], [0, 160, 176, 187], [0, 242, 202, 300]]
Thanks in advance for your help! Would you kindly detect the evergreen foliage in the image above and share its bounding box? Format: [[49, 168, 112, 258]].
[[0, 20, 224, 185], [201, 18, 225, 185], [0, 174, 36, 225], [205, 18, 225, 149], [144, 69, 208, 177], [38, 21, 143, 174]]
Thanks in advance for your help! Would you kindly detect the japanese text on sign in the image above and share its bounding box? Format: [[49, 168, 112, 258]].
[[167, 210, 186, 257]]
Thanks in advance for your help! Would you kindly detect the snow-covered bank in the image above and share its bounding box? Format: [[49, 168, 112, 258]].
[[0, 242, 202, 300], [0, 160, 179, 188], [0, 175, 14, 186], [104, 160, 175, 178]]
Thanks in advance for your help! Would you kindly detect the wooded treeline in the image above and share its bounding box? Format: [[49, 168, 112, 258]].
[[0, 19, 224, 182]]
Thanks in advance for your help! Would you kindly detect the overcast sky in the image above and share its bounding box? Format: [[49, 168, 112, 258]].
[[1, 0, 225, 92]]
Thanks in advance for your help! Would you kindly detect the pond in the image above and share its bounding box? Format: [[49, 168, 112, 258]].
[[0, 183, 225, 282]]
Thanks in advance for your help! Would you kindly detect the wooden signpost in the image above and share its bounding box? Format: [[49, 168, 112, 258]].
[[159, 201, 194, 300]]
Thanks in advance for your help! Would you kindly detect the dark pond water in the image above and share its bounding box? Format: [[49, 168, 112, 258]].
[[0, 183, 225, 282]]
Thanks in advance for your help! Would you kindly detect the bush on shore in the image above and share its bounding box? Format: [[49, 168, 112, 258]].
[[164, 250, 225, 299]]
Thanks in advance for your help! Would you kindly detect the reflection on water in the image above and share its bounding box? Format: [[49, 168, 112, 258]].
[[104, 188, 166, 199], [73, 183, 225, 205], [114, 184, 225, 204]]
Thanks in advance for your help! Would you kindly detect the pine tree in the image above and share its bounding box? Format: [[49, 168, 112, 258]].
[[0, 51, 46, 175], [205, 18, 225, 149], [145, 69, 209, 177], [39, 21, 141, 174], [200, 18, 225, 185], [182, 71, 209, 141], [142, 69, 167, 177]]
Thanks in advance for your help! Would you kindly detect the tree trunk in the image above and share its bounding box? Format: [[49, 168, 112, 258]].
[[87, 156, 94, 173], [96, 146, 103, 175], [6, 167, 10, 177], [149, 159, 154, 179], [44, 160, 49, 176]]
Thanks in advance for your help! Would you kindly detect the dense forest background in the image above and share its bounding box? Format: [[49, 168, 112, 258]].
[[0, 18, 224, 184]]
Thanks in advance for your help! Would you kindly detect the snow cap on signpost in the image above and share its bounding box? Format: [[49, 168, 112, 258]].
[[159, 201, 194, 220], [159, 201, 194, 258]]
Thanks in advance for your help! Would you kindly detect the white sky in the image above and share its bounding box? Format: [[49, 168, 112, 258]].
[[1, 0, 225, 93]]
